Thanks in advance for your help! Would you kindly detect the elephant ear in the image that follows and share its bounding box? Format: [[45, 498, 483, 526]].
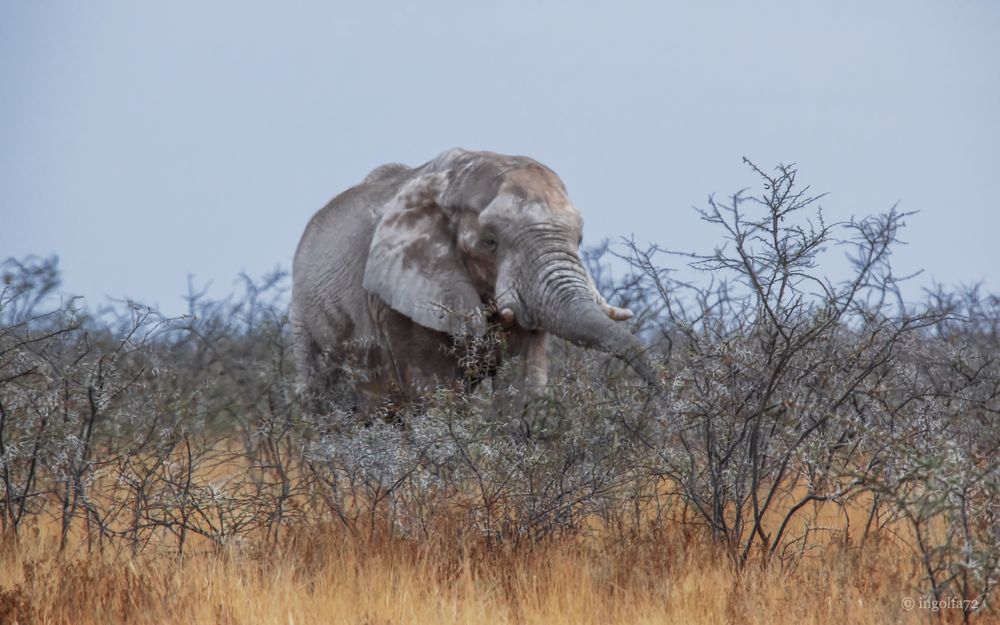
[[363, 172, 486, 336]]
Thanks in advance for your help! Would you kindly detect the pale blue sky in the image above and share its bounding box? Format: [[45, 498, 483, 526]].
[[2, 1, 998, 314]]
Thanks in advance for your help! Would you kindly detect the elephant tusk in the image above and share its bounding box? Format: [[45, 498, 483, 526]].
[[591, 284, 634, 322], [602, 303, 634, 321], [499, 307, 516, 327]]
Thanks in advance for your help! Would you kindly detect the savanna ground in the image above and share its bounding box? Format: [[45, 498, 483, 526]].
[[2, 162, 998, 624], [0, 501, 945, 625]]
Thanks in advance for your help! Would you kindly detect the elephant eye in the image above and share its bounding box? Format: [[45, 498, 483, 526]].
[[480, 236, 499, 252]]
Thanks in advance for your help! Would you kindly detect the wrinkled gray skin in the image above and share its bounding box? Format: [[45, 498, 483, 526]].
[[292, 148, 656, 405]]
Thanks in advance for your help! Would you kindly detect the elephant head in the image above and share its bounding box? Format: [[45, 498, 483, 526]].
[[361, 148, 657, 386]]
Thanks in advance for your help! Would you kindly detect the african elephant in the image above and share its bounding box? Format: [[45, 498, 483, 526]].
[[291, 148, 655, 406]]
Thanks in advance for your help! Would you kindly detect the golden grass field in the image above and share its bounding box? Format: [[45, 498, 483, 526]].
[[1, 508, 991, 625]]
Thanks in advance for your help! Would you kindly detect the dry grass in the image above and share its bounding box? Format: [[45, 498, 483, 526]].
[[1, 512, 989, 625]]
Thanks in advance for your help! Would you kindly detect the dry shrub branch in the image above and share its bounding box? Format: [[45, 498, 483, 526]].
[[2, 160, 998, 622]]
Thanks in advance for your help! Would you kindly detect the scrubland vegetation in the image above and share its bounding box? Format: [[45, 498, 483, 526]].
[[2, 162, 998, 624]]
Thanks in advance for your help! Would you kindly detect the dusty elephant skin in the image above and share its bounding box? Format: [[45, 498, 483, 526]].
[[291, 148, 656, 406]]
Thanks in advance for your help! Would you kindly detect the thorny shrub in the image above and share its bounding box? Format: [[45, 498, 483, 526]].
[[1, 160, 998, 620]]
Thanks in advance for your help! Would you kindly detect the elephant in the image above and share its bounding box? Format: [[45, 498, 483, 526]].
[[291, 148, 656, 407]]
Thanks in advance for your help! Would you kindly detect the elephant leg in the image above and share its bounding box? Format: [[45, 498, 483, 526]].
[[524, 331, 548, 390], [293, 329, 326, 414], [293, 319, 362, 415], [506, 329, 548, 392], [292, 318, 319, 397]]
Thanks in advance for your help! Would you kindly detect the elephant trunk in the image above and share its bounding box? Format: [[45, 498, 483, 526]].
[[498, 239, 658, 387], [541, 292, 658, 386]]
